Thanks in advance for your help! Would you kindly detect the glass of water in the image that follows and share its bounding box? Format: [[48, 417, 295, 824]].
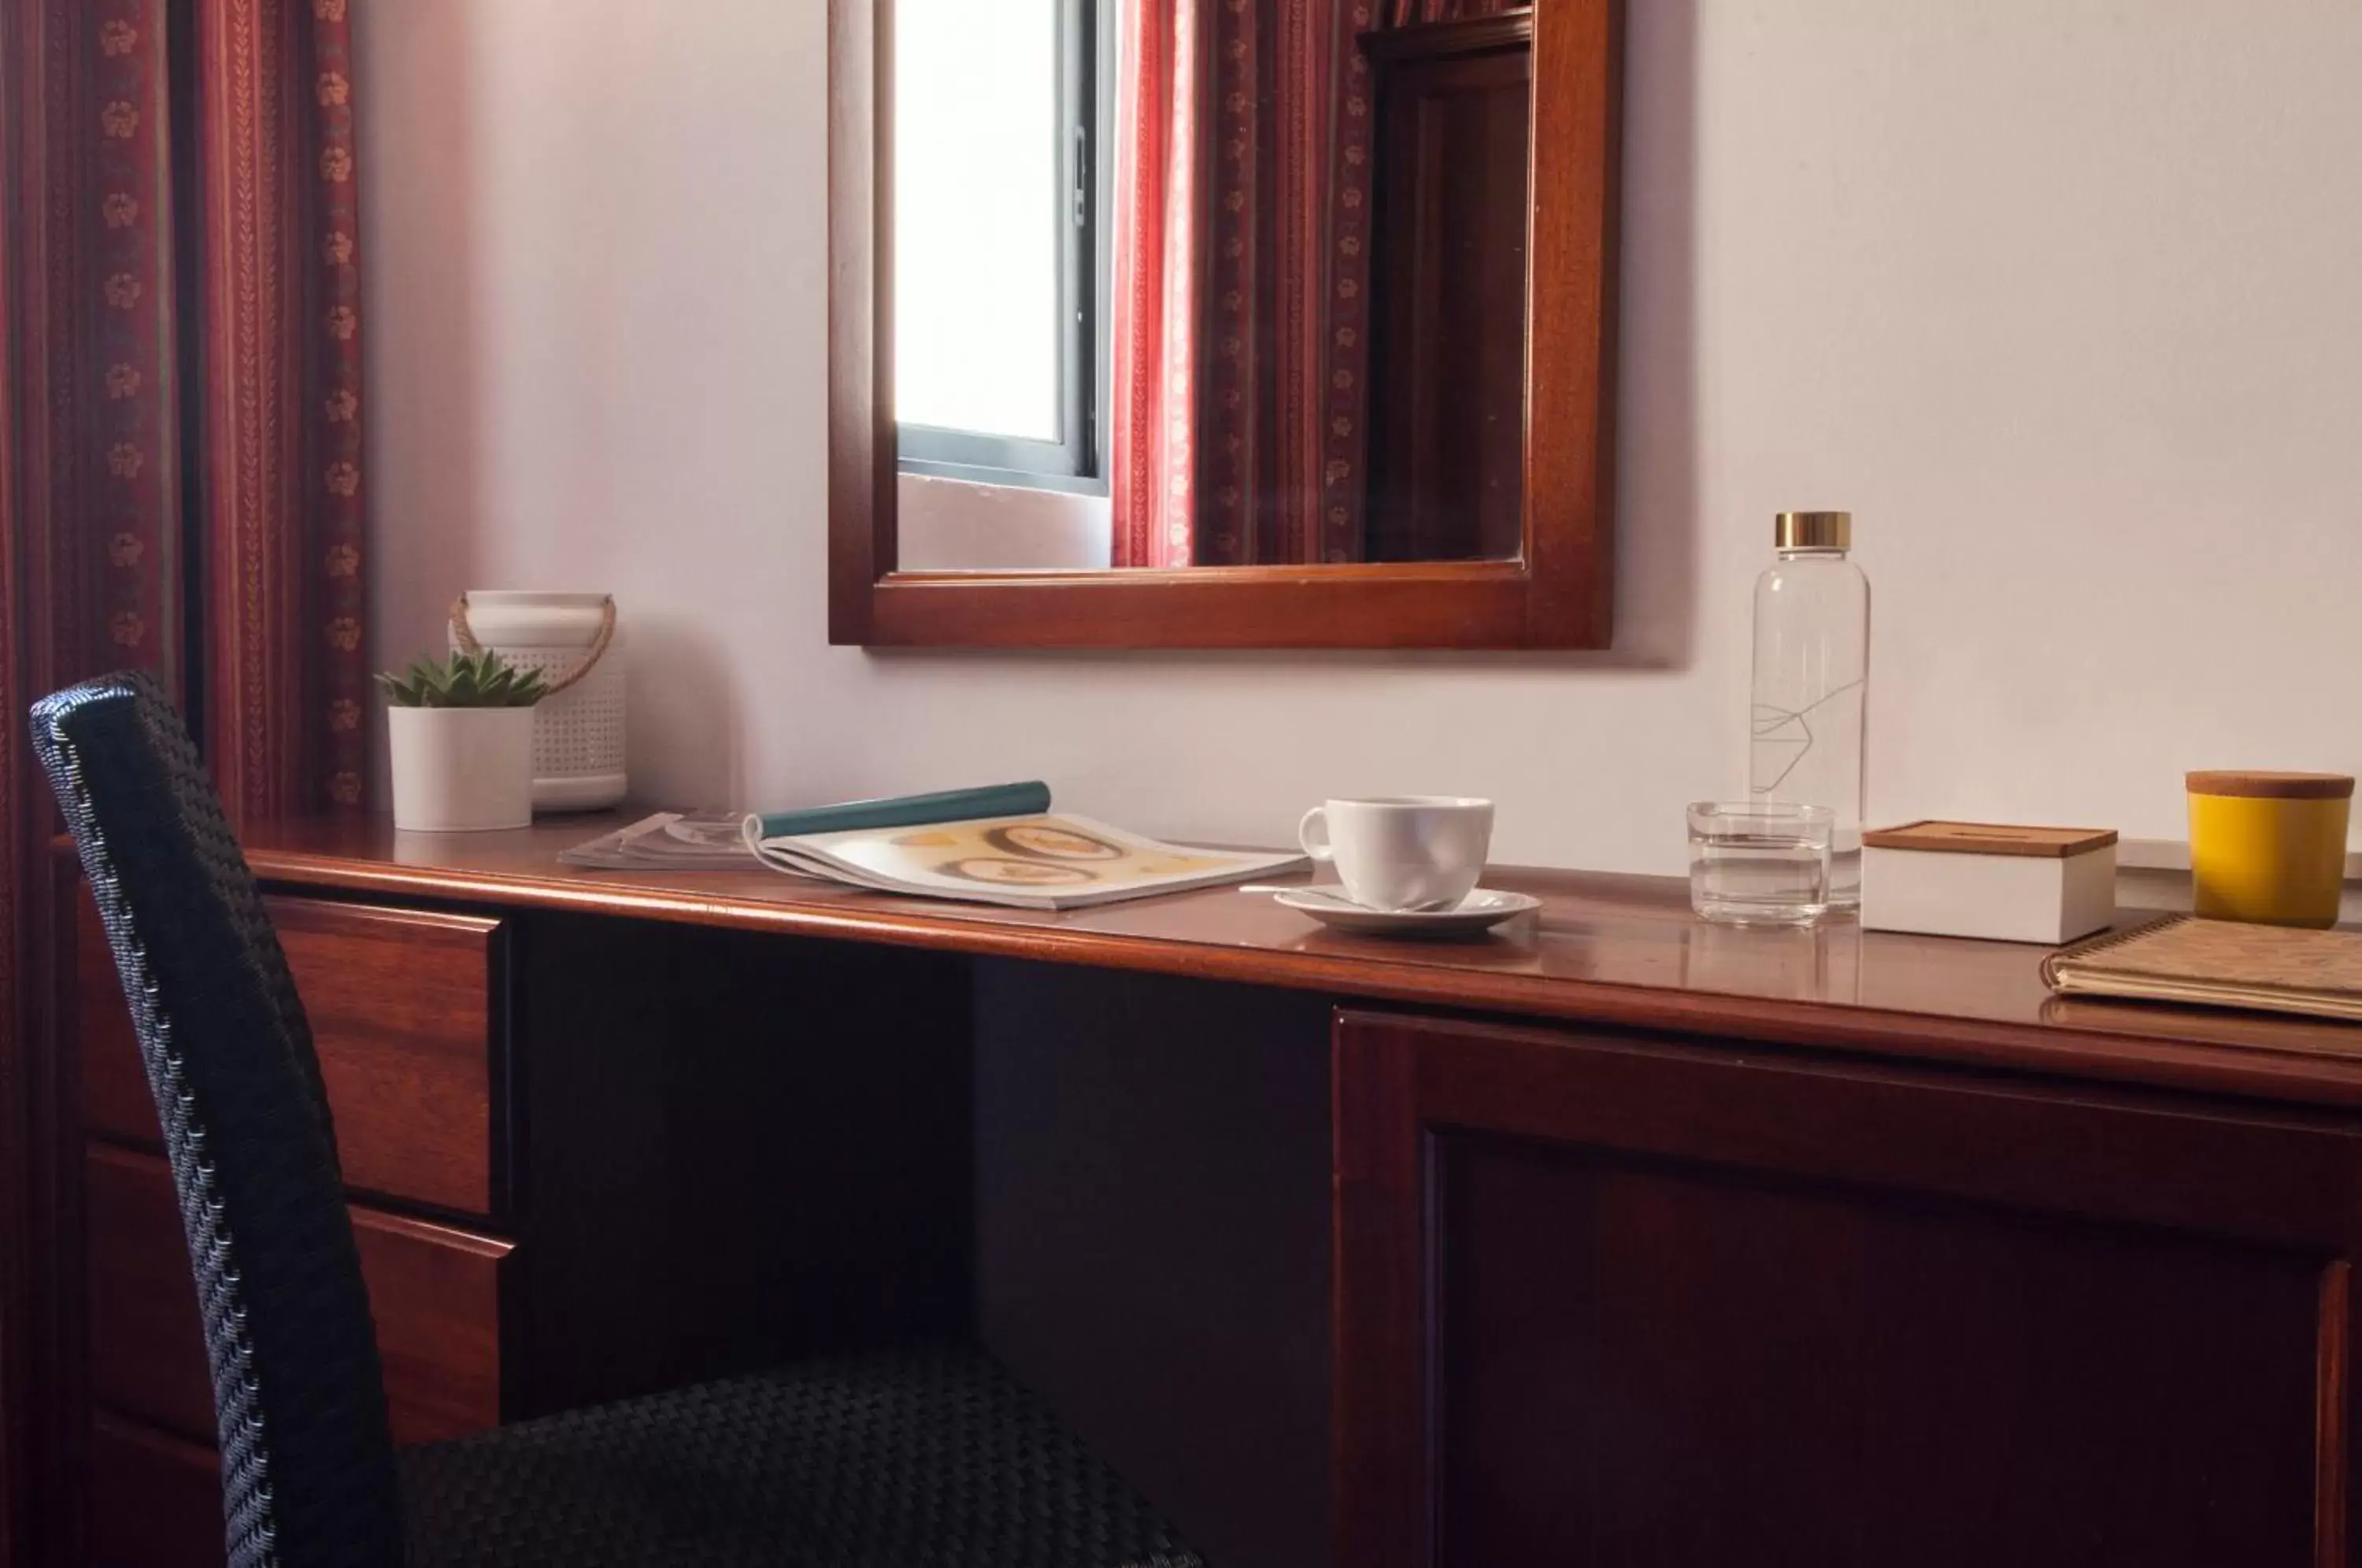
[[1687, 801, 1834, 926]]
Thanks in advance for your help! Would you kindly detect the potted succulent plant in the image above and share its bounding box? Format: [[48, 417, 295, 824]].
[[377, 649, 549, 830]]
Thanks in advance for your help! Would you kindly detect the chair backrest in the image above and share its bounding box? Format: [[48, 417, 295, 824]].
[[31, 673, 403, 1568]]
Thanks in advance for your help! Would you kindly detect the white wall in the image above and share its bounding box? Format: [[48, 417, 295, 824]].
[[356, 0, 2362, 875]]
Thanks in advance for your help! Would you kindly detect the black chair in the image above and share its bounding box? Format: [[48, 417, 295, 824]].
[[34, 671, 1201, 1568]]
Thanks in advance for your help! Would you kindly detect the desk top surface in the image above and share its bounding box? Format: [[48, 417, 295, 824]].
[[240, 813, 2362, 1112]]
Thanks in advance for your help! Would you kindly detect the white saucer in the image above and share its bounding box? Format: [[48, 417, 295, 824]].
[[1272, 886, 1540, 937]]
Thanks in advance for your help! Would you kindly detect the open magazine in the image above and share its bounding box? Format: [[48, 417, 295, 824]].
[[745, 812, 1301, 910], [559, 784, 1305, 911]]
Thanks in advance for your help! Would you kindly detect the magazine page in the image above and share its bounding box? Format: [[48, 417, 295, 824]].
[[748, 813, 1303, 910], [560, 811, 769, 871]]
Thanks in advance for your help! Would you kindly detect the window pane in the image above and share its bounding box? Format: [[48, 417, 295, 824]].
[[896, 0, 1062, 442]]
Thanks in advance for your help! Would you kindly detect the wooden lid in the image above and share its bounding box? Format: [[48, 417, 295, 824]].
[[1860, 821, 2119, 859], [2186, 771, 2355, 801]]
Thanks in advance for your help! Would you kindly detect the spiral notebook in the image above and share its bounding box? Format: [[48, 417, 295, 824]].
[[2042, 914, 2362, 1023]]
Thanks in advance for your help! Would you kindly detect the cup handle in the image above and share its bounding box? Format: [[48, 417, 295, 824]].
[[1298, 807, 1334, 864]]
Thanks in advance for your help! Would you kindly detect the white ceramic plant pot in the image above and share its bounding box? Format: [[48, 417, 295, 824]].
[[387, 706, 536, 831]]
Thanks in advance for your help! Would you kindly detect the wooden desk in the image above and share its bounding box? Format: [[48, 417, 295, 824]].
[[239, 814, 2362, 1108], [57, 814, 2362, 1568]]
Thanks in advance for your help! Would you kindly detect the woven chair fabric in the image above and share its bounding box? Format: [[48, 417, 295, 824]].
[[32, 672, 404, 1568], [399, 1348, 1201, 1568]]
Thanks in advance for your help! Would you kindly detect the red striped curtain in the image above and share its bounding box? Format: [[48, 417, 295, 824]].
[[3, 0, 372, 823], [1110, 0, 1201, 568], [1110, 0, 1334, 566], [198, 0, 373, 819], [6, 2, 370, 1546]]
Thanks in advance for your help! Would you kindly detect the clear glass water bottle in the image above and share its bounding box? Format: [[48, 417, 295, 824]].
[[1750, 511, 1870, 908]]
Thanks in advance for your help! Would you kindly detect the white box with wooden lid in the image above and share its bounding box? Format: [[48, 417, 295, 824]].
[[1861, 821, 2118, 945]]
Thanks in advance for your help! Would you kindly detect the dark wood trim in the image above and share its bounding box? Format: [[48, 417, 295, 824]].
[[826, 0, 1622, 649], [826, 0, 890, 645], [861, 560, 1560, 651], [1526, 0, 1621, 647], [1330, 1017, 1427, 1568], [0, 9, 32, 1562], [1409, 1019, 2362, 1245], [1357, 9, 1535, 65], [2319, 1259, 2352, 1563]]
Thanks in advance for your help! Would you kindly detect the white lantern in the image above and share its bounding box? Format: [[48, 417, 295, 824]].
[[450, 591, 626, 812]]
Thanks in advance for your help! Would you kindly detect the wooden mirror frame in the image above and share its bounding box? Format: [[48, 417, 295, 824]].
[[828, 0, 1623, 649]]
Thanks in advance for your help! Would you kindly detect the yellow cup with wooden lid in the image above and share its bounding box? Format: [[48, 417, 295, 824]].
[[2186, 771, 2353, 929]]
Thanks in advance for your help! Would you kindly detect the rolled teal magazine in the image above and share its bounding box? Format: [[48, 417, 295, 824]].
[[746, 781, 1052, 840], [558, 785, 1049, 870]]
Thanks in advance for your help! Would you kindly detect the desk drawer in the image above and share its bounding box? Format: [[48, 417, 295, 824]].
[[1332, 1011, 2355, 1568], [87, 1413, 223, 1568], [87, 1145, 511, 1447], [79, 890, 504, 1216]]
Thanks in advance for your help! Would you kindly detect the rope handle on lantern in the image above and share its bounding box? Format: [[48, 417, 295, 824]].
[[448, 594, 616, 697]]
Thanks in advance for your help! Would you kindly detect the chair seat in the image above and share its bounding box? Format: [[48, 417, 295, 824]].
[[396, 1346, 1201, 1568]]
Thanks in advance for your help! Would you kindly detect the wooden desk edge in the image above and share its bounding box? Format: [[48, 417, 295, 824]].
[[239, 841, 2362, 1115]]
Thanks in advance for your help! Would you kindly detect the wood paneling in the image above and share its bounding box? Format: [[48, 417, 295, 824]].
[[357, 1206, 509, 1445], [1365, 37, 1531, 562], [80, 889, 503, 1216], [974, 961, 1334, 1568], [507, 915, 974, 1418], [86, 1414, 222, 1568], [271, 898, 502, 1215], [237, 815, 2362, 1114], [85, 1145, 508, 1447], [82, 1145, 207, 1443], [74, 885, 148, 1147], [1334, 1011, 2362, 1568], [825, 0, 1623, 649]]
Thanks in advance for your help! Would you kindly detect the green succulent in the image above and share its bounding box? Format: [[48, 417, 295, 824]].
[[376, 649, 549, 708]]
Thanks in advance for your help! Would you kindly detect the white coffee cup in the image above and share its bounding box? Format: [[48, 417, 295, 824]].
[[1298, 797, 1494, 911]]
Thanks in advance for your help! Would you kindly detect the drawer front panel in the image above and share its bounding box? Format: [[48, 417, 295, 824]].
[[1333, 1011, 2362, 1568], [87, 1413, 224, 1568], [80, 889, 504, 1215], [87, 1145, 511, 1447]]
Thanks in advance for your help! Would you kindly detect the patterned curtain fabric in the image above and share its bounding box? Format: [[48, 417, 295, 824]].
[[198, 0, 373, 820], [4, 0, 370, 823], [1109, 0, 1523, 566], [311, 0, 372, 812], [6, 5, 354, 1548], [88, 1, 187, 697], [1111, 0, 1338, 566], [1374, 0, 1523, 24]]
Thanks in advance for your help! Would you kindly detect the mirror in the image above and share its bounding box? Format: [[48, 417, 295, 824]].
[[830, 0, 1619, 647], [893, 1, 1536, 571]]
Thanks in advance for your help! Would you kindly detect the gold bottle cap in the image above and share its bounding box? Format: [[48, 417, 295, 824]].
[[1775, 511, 1852, 551]]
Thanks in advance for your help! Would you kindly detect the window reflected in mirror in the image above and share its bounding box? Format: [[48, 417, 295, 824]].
[[894, 0, 1098, 486], [893, 1, 1535, 569]]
